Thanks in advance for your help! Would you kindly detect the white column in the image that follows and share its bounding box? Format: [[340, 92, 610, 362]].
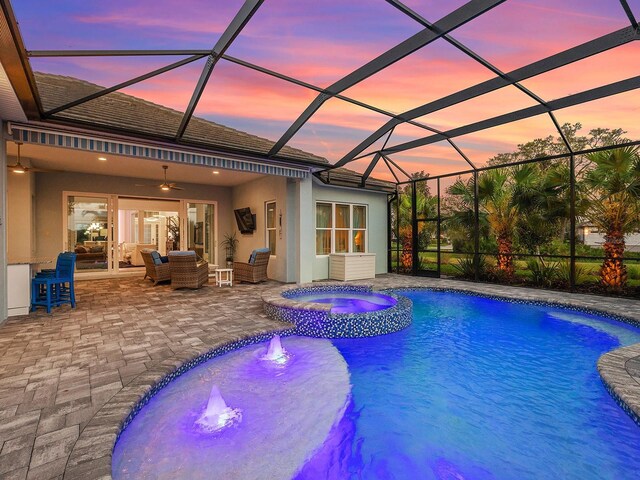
[[0, 121, 8, 323], [295, 177, 313, 284]]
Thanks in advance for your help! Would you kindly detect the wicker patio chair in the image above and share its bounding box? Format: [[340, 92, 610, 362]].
[[234, 249, 270, 284], [141, 249, 171, 285], [168, 251, 209, 289]]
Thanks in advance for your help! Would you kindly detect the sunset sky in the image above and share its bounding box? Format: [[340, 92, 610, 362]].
[[12, 0, 640, 179]]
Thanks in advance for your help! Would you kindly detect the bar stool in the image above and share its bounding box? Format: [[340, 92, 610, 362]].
[[31, 253, 76, 313]]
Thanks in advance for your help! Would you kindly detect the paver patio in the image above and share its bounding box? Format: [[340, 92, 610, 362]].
[[1, 275, 639, 480]]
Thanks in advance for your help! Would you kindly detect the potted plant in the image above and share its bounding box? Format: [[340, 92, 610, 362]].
[[221, 232, 239, 268]]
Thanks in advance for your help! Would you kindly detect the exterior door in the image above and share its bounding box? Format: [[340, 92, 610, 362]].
[[185, 202, 217, 266], [64, 194, 114, 273]]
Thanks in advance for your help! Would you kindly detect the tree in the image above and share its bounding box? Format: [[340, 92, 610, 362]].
[[583, 146, 640, 289]]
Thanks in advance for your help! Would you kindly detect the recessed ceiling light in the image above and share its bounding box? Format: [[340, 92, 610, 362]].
[[213, 170, 220, 175], [98, 156, 107, 161]]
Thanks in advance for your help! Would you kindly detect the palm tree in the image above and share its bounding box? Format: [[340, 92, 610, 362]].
[[446, 171, 518, 275], [583, 146, 640, 289], [447, 164, 566, 276]]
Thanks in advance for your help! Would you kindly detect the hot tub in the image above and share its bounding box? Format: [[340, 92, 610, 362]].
[[262, 284, 412, 338]]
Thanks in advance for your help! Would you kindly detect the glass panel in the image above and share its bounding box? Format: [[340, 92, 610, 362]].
[[13, 0, 245, 50], [386, 141, 472, 178], [286, 97, 391, 163], [396, 184, 414, 273], [184, 59, 318, 150], [316, 230, 331, 255], [67, 195, 109, 272], [50, 58, 206, 138], [187, 203, 216, 265], [336, 204, 350, 229], [353, 230, 366, 253], [353, 206, 366, 229], [343, 38, 495, 114], [417, 86, 538, 133], [451, 0, 628, 72], [266, 202, 276, 229], [554, 91, 640, 151], [451, 114, 562, 167], [225, 0, 422, 88], [441, 172, 475, 256], [519, 43, 640, 102], [400, 0, 468, 21], [316, 203, 332, 228], [335, 230, 349, 253], [30, 56, 194, 111], [268, 230, 277, 256], [117, 210, 138, 268]]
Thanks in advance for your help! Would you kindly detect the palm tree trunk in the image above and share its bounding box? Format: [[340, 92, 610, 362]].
[[496, 234, 514, 277], [600, 228, 627, 289]]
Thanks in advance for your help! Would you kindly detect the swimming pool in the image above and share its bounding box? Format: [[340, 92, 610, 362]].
[[112, 289, 640, 479]]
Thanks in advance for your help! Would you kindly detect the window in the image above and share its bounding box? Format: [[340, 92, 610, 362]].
[[315, 202, 367, 255], [316, 203, 332, 255], [266, 201, 276, 255]]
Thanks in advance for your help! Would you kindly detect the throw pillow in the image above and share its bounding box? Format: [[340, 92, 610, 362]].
[[150, 251, 163, 265], [74, 246, 88, 254]]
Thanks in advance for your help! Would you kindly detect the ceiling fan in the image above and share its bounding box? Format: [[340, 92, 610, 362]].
[[135, 165, 184, 191], [7, 142, 56, 174]]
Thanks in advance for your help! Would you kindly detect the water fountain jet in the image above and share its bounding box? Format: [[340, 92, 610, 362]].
[[261, 335, 290, 364], [195, 385, 241, 433]]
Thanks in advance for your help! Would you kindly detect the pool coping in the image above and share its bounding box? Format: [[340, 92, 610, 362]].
[[66, 281, 640, 479]]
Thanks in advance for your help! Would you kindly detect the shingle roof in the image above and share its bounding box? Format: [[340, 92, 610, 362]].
[[33, 72, 328, 165]]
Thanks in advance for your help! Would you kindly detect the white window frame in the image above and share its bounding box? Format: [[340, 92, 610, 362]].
[[265, 200, 276, 256], [315, 202, 368, 256]]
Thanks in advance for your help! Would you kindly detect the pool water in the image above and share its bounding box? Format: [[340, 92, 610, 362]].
[[112, 290, 640, 479], [314, 290, 640, 479], [289, 291, 397, 313]]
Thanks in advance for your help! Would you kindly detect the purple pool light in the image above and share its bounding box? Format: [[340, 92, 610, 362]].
[[288, 291, 397, 314]]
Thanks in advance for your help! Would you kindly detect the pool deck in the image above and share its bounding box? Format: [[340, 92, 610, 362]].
[[0, 274, 639, 480]]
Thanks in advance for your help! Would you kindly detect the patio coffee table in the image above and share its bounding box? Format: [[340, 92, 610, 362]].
[[215, 268, 233, 287]]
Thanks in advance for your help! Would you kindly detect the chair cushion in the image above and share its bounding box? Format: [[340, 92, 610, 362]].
[[150, 251, 163, 265], [248, 248, 271, 264], [160, 256, 169, 263], [168, 251, 196, 257]]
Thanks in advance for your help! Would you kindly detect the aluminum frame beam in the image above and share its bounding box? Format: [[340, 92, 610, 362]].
[[619, 0, 638, 29], [28, 49, 212, 57], [382, 75, 640, 154], [267, 0, 507, 157], [175, 0, 263, 139], [335, 25, 639, 167]]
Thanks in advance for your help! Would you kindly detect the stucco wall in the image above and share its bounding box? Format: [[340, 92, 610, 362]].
[[34, 171, 233, 264], [312, 181, 388, 281], [7, 164, 34, 261], [231, 176, 290, 282]]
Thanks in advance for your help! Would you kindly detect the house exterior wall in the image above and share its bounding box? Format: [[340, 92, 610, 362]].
[[311, 182, 388, 281], [231, 175, 290, 282], [7, 166, 35, 261], [583, 230, 640, 252], [34, 171, 233, 264]]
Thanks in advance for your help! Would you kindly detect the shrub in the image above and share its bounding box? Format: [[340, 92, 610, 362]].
[[555, 261, 587, 287], [526, 258, 559, 287], [452, 255, 489, 279]]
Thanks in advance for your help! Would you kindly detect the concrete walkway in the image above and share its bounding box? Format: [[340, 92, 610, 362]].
[[0, 275, 639, 479]]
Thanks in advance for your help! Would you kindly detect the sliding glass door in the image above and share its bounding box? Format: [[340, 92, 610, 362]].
[[65, 194, 112, 272], [186, 202, 216, 265]]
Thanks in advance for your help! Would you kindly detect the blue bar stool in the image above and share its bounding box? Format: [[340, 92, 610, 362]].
[[31, 252, 77, 313]]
